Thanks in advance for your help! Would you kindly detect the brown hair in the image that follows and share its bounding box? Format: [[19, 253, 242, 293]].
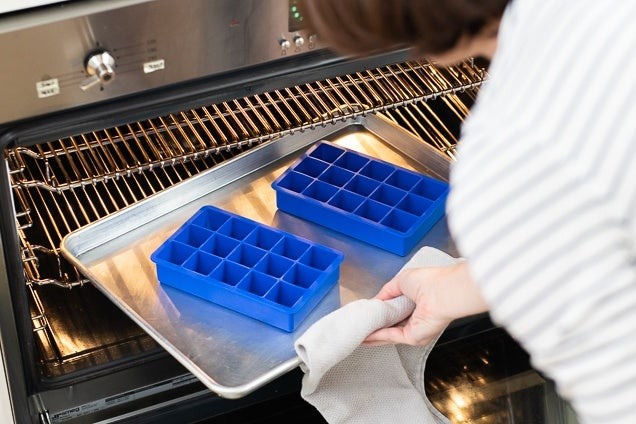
[[299, 0, 509, 57]]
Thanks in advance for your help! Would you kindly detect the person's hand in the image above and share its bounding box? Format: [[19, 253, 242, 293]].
[[363, 261, 489, 346]]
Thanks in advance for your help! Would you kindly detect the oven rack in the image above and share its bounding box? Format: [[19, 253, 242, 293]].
[[7, 59, 482, 292], [8, 59, 482, 194]]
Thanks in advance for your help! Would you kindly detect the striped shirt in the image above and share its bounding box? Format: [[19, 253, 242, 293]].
[[447, 0, 636, 422]]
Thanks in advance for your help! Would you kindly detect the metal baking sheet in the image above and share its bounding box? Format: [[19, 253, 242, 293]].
[[61, 114, 456, 399]]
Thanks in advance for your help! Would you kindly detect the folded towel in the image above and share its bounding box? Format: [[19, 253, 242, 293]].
[[294, 246, 458, 424]]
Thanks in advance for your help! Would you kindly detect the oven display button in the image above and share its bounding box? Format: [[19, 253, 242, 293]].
[[293, 35, 305, 47], [279, 38, 291, 50]]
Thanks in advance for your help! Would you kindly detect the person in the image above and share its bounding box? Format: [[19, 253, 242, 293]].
[[299, 1, 636, 423]]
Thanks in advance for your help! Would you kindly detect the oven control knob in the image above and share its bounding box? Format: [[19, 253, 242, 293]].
[[293, 35, 305, 47], [279, 38, 291, 50], [80, 50, 116, 91]]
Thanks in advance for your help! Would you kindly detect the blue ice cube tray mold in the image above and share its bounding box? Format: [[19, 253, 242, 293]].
[[272, 141, 450, 256], [150, 205, 344, 332]]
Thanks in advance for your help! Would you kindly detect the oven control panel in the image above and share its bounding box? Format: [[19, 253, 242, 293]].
[[0, 0, 328, 125]]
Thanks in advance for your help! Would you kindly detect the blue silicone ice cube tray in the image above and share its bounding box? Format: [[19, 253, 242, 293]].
[[150, 205, 344, 332], [271, 141, 450, 256]]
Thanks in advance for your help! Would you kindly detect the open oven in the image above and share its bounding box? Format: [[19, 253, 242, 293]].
[[0, 1, 580, 423]]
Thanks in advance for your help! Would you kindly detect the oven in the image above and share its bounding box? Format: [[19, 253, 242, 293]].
[[0, 1, 580, 423]]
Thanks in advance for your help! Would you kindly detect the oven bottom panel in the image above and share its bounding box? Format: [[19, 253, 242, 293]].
[[39, 358, 317, 424]]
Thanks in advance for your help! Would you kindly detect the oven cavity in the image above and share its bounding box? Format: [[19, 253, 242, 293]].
[[4, 58, 483, 382]]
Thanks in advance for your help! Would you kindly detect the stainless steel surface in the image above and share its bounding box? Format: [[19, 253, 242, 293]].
[[61, 114, 454, 399], [0, 0, 328, 124]]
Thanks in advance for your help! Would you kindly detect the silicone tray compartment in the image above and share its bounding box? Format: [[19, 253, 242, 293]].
[[272, 141, 450, 256], [150, 205, 344, 332]]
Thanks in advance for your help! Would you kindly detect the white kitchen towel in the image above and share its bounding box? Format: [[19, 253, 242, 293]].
[[294, 246, 460, 424]]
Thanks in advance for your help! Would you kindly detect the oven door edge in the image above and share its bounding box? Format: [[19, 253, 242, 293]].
[[0, 231, 30, 423], [0, 342, 15, 423]]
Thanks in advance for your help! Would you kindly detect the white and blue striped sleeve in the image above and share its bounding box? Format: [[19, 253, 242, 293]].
[[447, 0, 636, 422]]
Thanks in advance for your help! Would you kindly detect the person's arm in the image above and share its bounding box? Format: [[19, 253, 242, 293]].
[[363, 261, 488, 346]]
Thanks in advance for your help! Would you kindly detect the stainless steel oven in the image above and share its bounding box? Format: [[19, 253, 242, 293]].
[[0, 1, 579, 423]]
